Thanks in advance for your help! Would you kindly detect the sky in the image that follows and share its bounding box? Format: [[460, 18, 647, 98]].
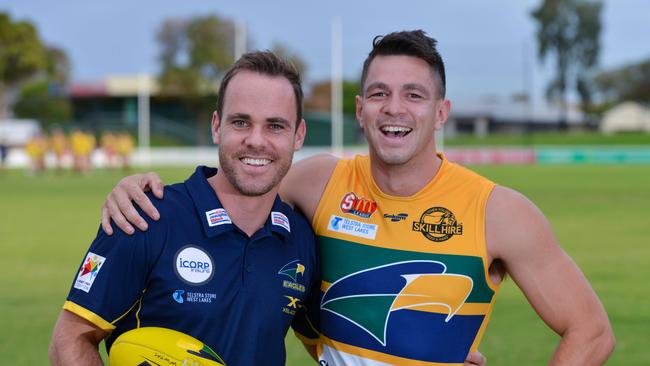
[[3, 0, 650, 107]]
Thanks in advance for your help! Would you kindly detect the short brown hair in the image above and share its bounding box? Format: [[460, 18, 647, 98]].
[[360, 30, 446, 99], [216, 51, 303, 124]]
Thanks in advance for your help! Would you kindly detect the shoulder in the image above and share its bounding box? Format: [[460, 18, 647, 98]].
[[280, 200, 315, 239], [280, 153, 340, 218], [445, 159, 494, 187], [286, 153, 339, 185], [141, 182, 193, 228], [486, 185, 555, 259]]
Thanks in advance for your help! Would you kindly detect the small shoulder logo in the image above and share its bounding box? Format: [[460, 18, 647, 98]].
[[271, 211, 291, 232], [412, 207, 463, 242], [278, 259, 305, 282], [74, 252, 106, 293], [340, 192, 377, 218], [205, 208, 231, 227]]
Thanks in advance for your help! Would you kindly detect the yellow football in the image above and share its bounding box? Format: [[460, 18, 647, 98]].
[[108, 327, 226, 366]]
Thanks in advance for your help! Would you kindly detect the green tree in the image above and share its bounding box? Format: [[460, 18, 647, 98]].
[[156, 15, 236, 144], [13, 46, 72, 124], [304, 80, 359, 115], [0, 12, 49, 118], [594, 58, 650, 105], [14, 80, 71, 124], [271, 42, 307, 79], [531, 0, 603, 125]]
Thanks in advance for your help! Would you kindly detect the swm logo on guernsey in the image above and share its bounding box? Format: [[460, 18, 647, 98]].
[[412, 207, 463, 242], [174, 245, 214, 285], [340, 192, 377, 219]]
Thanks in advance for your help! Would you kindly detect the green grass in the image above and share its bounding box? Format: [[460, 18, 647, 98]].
[[1, 165, 648, 364], [445, 131, 650, 146]]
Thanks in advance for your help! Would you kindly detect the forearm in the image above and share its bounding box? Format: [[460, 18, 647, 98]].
[[50, 310, 106, 366], [49, 336, 103, 366], [549, 326, 615, 366]]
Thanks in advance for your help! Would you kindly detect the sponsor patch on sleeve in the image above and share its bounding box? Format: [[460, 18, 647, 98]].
[[271, 211, 291, 232], [74, 252, 106, 293]]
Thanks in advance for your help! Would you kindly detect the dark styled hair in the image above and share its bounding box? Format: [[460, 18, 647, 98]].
[[216, 51, 303, 124], [360, 30, 446, 99]]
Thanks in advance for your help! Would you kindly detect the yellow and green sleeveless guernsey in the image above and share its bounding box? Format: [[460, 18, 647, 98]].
[[312, 154, 499, 366]]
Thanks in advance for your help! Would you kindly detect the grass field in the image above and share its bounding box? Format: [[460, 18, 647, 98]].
[[444, 131, 650, 146], [1, 164, 648, 365]]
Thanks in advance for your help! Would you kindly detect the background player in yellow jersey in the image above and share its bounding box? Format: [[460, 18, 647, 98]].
[[115, 132, 134, 170], [50, 127, 69, 170], [71, 129, 96, 173], [25, 132, 48, 174], [100, 31, 613, 365], [100, 131, 117, 169]]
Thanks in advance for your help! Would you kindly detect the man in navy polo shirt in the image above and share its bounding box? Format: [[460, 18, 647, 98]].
[[49, 51, 317, 366]]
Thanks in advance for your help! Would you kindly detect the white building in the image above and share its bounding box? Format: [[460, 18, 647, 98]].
[[600, 102, 650, 134]]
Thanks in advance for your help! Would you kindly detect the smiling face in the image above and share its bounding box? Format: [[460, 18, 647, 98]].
[[213, 70, 305, 196], [356, 55, 450, 167]]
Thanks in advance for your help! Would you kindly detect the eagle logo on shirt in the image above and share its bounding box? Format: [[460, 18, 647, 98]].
[[278, 260, 305, 282], [320, 260, 472, 346]]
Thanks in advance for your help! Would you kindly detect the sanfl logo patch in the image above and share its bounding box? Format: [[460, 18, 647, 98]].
[[74, 252, 106, 293]]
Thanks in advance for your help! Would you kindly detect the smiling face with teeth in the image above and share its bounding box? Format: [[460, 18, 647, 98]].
[[356, 55, 450, 169], [212, 70, 305, 197]]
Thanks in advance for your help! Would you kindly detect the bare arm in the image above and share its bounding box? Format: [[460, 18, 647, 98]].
[[279, 154, 338, 223], [465, 351, 486, 366], [101, 172, 164, 235], [487, 186, 615, 365], [49, 310, 108, 366], [101, 155, 337, 235]]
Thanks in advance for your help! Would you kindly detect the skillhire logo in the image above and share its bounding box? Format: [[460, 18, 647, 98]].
[[340, 192, 377, 219], [412, 207, 463, 242]]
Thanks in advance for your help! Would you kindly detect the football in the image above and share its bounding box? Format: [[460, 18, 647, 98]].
[[108, 327, 226, 366]]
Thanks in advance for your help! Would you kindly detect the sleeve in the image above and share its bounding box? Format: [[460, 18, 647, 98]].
[[291, 225, 322, 345], [63, 224, 159, 331]]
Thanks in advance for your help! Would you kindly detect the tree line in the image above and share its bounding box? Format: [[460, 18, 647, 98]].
[[1, 1, 649, 130]]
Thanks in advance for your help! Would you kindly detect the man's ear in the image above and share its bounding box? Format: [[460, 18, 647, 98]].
[[211, 111, 221, 144], [355, 95, 364, 129], [434, 99, 451, 131], [294, 118, 307, 151]]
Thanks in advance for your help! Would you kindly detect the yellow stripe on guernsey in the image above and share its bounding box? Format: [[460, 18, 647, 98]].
[[311, 154, 500, 365], [63, 289, 146, 332], [63, 301, 116, 332]]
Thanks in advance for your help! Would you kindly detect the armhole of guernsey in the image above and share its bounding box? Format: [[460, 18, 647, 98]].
[[311, 159, 347, 230], [475, 180, 499, 293], [468, 179, 499, 353]]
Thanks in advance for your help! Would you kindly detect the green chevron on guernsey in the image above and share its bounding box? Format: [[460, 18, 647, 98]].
[[277, 259, 305, 282], [320, 260, 474, 345], [317, 236, 494, 303]]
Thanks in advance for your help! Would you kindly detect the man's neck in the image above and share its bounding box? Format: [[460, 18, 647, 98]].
[[370, 149, 442, 197], [208, 171, 277, 237]]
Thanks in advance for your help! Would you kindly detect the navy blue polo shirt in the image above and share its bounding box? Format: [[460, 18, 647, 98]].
[[64, 166, 318, 366]]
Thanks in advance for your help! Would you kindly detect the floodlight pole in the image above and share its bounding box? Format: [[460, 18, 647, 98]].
[[331, 17, 344, 157], [137, 74, 151, 166], [235, 21, 247, 60]]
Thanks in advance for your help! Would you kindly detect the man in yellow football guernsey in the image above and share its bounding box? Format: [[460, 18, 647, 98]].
[[100, 31, 614, 365]]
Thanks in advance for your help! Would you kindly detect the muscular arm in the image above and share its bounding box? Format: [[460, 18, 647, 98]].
[[279, 154, 338, 222], [49, 310, 107, 366], [487, 186, 615, 365], [101, 155, 337, 235]]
